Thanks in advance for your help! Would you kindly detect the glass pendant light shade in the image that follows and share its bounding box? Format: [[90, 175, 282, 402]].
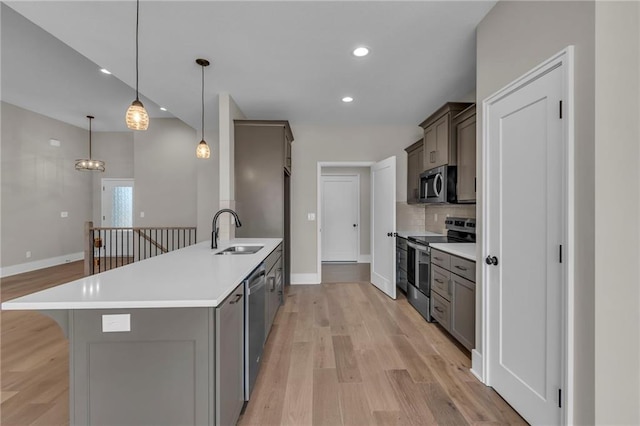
[[196, 140, 211, 159], [126, 99, 149, 130], [76, 115, 105, 172]]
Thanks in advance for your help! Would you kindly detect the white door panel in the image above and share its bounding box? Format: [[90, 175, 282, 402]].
[[321, 175, 359, 262], [485, 62, 564, 425], [371, 156, 396, 300]]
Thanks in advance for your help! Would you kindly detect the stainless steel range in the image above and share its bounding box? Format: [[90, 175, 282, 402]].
[[406, 218, 475, 321]]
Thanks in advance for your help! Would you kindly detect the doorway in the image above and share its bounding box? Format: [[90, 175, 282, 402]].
[[101, 178, 134, 257], [482, 48, 573, 424], [321, 174, 360, 263]]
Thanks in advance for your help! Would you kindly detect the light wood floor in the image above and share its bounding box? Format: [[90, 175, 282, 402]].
[[1, 262, 525, 425]]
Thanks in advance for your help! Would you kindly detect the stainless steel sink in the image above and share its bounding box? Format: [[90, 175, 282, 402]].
[[215, 245, 263, 255]]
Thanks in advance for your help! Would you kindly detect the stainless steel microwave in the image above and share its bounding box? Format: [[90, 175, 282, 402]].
[[419, 165, 457, 204]]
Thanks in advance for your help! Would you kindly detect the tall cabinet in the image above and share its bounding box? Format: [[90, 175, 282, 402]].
[[234, 120, 293, 287], [405, 139, 424, 204]]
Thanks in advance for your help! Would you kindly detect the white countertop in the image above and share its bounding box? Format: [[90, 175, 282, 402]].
[[1, 238, 282, 310], [429, 243, 476, 262], [396, 230, 444, 239]]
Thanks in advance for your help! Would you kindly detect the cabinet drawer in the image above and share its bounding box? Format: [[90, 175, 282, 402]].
[[431, 291, 451, 331], [431, 265, 450, 301], [431, 249, 450, 270], [451, 256, 475, 282]]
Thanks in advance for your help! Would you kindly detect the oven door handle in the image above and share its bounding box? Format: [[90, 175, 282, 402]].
[[407, 241, 427, 251]]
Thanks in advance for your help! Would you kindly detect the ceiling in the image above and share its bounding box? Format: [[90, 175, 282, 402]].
[[2, 1, 496, 133]]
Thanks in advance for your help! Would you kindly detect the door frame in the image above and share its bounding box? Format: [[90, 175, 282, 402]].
[[481, 47, 574, 424], [101, 178, 135, 227], [316, 162, 374, 284], [320, 173, 360, 263]]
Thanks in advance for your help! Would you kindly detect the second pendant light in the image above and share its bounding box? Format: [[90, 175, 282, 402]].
[[196, 58, 211, 159], [125, 0, 149, 131]]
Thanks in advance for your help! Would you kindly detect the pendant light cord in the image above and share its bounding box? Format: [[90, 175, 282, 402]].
[[88, 116, 93, 159], [201, 64, 205, 139], [135, 0, 140, 101]]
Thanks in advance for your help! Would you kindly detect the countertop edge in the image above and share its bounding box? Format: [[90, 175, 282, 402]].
[[429, 243, 476, 262]]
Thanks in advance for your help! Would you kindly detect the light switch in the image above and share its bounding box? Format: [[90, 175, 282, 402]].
[[61, 211, 68, 218], [49, 138, 60, 147], [140, 211, 145, 218], [307, 213, 316, 221], [102, 314, 131, 333]]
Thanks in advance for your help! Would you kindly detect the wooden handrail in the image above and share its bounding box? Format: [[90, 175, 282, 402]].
[[134, 229, 168, 254]]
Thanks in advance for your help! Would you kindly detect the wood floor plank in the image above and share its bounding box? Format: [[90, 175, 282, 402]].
[[388, 334, 437, 383], [313, 326, 336, 369], [372, 410, 405, 426], [356, 348, 401, 412], [332, 335, 362, 383], [280, 341, 313, 426], [338, 382, 374, 426], [312, 368, 342, 426], [386, 369, 437, 425], [421, 381, 470, 425]]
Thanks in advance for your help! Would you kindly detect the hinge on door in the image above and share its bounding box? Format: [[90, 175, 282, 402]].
[[558, 388, 562, 408], [559, 245, 563, 263], [559, 100, 563, 119], [103, 186, 105, 191]]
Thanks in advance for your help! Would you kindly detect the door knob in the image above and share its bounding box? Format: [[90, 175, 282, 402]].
[[353, 224, 357, 227], [485, 256, 499, 266], [387, 232, 393, 237]]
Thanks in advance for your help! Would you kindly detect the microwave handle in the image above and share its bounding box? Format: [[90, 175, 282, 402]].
[[434, 173, 443, 197]]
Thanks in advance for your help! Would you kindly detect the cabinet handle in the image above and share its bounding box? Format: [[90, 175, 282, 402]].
[[434, 306, 444, 314], [430, 151, 436, 163], [229, 294, 243, 304], [433, 256, 443, 261], [454, 265, 468, 271], [435, 278, 444, 284]]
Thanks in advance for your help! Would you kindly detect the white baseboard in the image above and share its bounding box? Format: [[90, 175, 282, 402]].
[[290, 273, 321, 285], [358, 255, 371, 263], [0, 252, 84, 278], [471, 349, 484, 383]]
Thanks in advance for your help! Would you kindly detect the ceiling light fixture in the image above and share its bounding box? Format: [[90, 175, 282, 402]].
[[195, 58, 211, 159], [352, 47, 369, 57], [75, 115, 105, 172], [160, 107, 167, 111], [125, 0, 149, 131], [342, 96, 354, 103], [100, 68, 111, 75]]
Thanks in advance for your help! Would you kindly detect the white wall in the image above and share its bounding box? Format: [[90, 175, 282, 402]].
[[477, 1, 595, 422], [290, 124, 422, 276], [322, 166, 371, 259], [1, 102, 91, 271], [133, 118, 197, 227], [594, 1, 640, 424], [91, 132, 134, 225]]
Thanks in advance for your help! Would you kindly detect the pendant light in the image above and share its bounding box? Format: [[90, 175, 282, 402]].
[[195, 58, 211, 159], [125, 0, 149, 130], [75, 116, 105, 172]]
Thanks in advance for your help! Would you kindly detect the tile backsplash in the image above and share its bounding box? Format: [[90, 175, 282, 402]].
[[425, 204, 476, 234], [396, 202, 426, 232]]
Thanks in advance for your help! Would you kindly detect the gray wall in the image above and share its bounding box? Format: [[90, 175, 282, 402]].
[[133, 118, 197, 227], [1, 102, 92, 267], [477, 1, 595, 423], [322, 167, 371, 258], [594, 2, 640, 424], [290, 124, 423, 277], [91, 132, 134, 225]]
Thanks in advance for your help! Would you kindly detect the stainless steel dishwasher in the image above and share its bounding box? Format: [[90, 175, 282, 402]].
[[244, 263, 266, 400]]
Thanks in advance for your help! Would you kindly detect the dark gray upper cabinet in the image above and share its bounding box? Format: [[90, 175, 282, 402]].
[[454, 104, 477, 203], [405, 139, 424, 204], [419, 102, 473, 170], [234, 120, 293, 287]]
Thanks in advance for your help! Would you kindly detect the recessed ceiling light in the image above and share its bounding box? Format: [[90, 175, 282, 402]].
[[342, 96, 354, 103], [100, 68, 111, 75], [160, 107, 167, 111], [352, 47, 369, 57]]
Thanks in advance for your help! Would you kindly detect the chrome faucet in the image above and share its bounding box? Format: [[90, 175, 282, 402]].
[[212, 209, 242, 249]]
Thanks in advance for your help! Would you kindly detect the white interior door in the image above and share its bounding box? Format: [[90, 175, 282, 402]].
[[101, 178, 134, 257], [485, 60, 565, 425], [321, 175, 359, 262], [370, 156, 396, 299]]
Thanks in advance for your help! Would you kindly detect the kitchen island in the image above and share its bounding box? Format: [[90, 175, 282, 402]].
[[1, 238, 282, 426]]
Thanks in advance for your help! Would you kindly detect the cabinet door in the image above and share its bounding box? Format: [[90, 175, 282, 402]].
[[216, 284, 245, 426], [407, 145, 423, 204], [424, 125, 437, 168], [451, 274, 475, 350], [456, 112, 477, 202], [424, 114, 450, 168]]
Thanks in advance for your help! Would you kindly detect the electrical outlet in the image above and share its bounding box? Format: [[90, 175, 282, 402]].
[[434, 213, 438, 222], [140, 211, 145, 218], [26, 251, 31, 259], [307, 213, 316, 221], [60, 211, 68, 218]]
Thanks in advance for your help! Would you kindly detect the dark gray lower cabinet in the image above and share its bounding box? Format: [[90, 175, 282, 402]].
[[68, 284, 247, 426], [216, 284, 245, 426]]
